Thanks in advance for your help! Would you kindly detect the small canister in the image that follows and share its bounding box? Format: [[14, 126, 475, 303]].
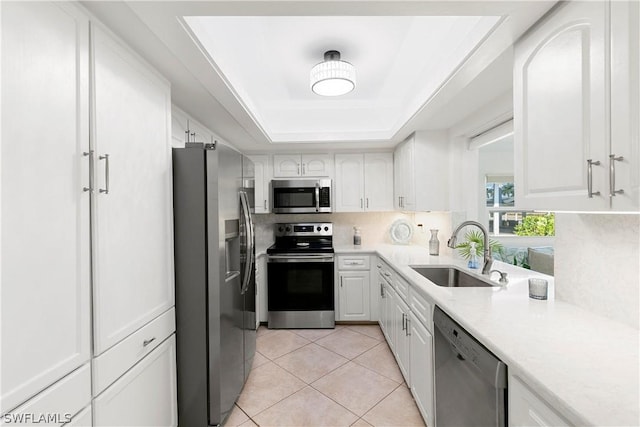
[[528, 278, 548, 300]]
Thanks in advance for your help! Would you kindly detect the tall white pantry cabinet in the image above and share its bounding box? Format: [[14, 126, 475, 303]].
[[1, 2, 176, 426]]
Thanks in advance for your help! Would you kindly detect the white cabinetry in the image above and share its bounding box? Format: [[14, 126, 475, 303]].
[[93, 337, 178, 427], [509, 375, 571, 427], [1, 1, 91, 413], [250, 155, 271, 213], [273, 154, 332, 177], [408, 290, 435, 427], [514, 0, 639, 211], [393, 131, 449, 212], [335, 153, 393, 212], [392, 293, 411, 384], [91, 24, 174, 354], [337, 255, 371, 321]]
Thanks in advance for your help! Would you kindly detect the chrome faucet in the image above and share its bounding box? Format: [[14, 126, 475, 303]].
[[447, 220, 493, 275]]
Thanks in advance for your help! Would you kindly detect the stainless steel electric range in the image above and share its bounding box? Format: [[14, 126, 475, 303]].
[[266, 223, 335, 329]]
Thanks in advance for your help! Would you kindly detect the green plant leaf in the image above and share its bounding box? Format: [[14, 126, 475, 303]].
[[455, 229, 503, 259]]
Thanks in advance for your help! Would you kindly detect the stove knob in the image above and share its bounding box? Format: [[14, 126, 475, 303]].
[[316, 226, 321, 232], [285, 226, 291, 232], [278, 226, 284, 233], [324, 226, 329, 231]]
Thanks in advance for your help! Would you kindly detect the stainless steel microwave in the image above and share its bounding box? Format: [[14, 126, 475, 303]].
[[272, 179, 332, 214]]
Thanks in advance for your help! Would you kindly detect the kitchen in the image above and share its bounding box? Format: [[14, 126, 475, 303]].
[[1, 1, 639, 426]]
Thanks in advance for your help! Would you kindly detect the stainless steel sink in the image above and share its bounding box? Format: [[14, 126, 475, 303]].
[[411, 266, 495, 288]]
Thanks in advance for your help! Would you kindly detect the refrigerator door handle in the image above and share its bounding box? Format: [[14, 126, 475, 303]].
[[239, 191, 254, 295]]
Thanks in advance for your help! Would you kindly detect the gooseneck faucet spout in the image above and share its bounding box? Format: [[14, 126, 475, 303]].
[[447, 221, 493, 275]]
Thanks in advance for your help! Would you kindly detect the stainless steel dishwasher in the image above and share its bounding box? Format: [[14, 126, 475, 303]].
[[433, 306, 507, 427]]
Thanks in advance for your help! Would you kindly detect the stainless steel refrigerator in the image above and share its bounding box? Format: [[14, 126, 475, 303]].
[[173, 142, 256, 426]]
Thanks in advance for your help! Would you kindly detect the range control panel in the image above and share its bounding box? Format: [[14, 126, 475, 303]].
[[275, 223, 333, 237]]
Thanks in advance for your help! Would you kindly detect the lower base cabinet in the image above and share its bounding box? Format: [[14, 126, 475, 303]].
[[338, 271, 371, 321], [409, 312, 435, 427], [93, 336, 177, 426], [392, 294, 411, 385], [509, 375, 571, 427]]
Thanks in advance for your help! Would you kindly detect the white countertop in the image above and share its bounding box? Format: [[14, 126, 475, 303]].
[[335, 244, 640, 426]]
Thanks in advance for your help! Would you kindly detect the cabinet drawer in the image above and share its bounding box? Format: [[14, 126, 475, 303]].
[[4, 364, 91, 426], [376, 259, 394, 284], [394, 274, 409, 301], [63, 405, 91, 427], [409, 288, 433, 333], [93, 308, 175, 396], [93, 336, 177, 427], [338, 255, 371, 270]]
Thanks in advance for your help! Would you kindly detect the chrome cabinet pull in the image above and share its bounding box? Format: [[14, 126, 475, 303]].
[[83, 151, 93, 192], [360, 198, 363, 209], [587, 159, 601, 198], [366, 198, 369, 209], [405, 318, 411, 336], [302, 163, 306, 175], [402, 313, 406, 330], [264, 199, 267, 210], [340, 277, 343, 288], [380, 283, 384, 297], [143, 337, 156, 347], [609, 154, 624, 196], [99, 154, 110, 194]]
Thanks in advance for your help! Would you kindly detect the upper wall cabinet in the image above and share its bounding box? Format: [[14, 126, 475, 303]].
[[273, 154, 332, 178], [394, 131, 449, 212], [335, 153, 394, 212], [91, 24, 175, 355], [1, 1, 91, 412], [250, 155, 272, 213], [514, 0, 639, 212]]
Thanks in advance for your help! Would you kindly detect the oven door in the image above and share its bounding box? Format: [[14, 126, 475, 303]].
[[267, 254, 335, 328]]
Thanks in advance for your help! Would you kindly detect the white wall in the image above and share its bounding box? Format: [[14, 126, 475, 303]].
[[253, 211, 452, 255], [554, 213, 640, 329]]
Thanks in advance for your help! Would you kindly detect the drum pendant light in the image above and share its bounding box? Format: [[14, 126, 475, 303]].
[[310, 50, 356, 96]]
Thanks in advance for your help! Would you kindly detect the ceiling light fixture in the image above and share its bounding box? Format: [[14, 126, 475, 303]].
[[310, 50, 356, 96]]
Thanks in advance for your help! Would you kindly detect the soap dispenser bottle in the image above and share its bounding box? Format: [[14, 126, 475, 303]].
[[468, 242, 479, 269], [353, 226, 361, 247]]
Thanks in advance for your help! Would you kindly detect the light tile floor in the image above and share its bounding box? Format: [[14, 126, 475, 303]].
[[225, 324, 426, 427]]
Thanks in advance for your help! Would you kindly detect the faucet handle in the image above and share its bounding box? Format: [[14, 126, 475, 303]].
[[447, 236, 457, 248], [490, 270, 509, 285]]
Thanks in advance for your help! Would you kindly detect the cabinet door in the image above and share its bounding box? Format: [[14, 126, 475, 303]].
[[514, 1, 609, 211], [250, 155, 271, 213], [302, 154, 331, 176], [393, 138, 415, 211], [383, 284, 396, 351], [410, 314, 434, 427], [1, 2, 91, 412], [92, 25, 174, 354], [364, 153, 394, 211], [93, 336, 178, 427], [509, 375, 571, 427], [610, 1, 640, 211], [393, 296, 411, 385], [338, 271, 371, 321], [335, 154, 365, 212], [413, 132, 449, 211], [273, 154, 301, 177]]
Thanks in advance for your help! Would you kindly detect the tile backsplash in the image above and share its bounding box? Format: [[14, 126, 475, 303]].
[[253, 211, 453, 254], [554, 213, 640, 329]]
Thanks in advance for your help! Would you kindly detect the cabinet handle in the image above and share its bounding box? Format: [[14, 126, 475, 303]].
[[264, 199, 267, 210], [340, 277, 343, 288], [380, 283, 384, 297], [99, 154, 110, 194], [83, 151, 93, 192], [384, 272, 391, 277], [143, 337, 156, 347], [360, 198, 363, 209], [609, 154, 624, 197], [366, 198, 369, 209], [587, 159, 601, 198], [405, 318, 411, 336], [376, 264, 382, 269], [302, 163, 306, 175]]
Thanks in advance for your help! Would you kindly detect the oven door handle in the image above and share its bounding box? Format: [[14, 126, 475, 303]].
[[315, 182, 320, 212], [268, 255, 334, 263]]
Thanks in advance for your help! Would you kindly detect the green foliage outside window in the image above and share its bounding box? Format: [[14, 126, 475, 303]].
[[513, 213, 555, 236]]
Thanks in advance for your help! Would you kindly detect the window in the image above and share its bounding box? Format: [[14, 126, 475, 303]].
[[485, 175, 554, 236]]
